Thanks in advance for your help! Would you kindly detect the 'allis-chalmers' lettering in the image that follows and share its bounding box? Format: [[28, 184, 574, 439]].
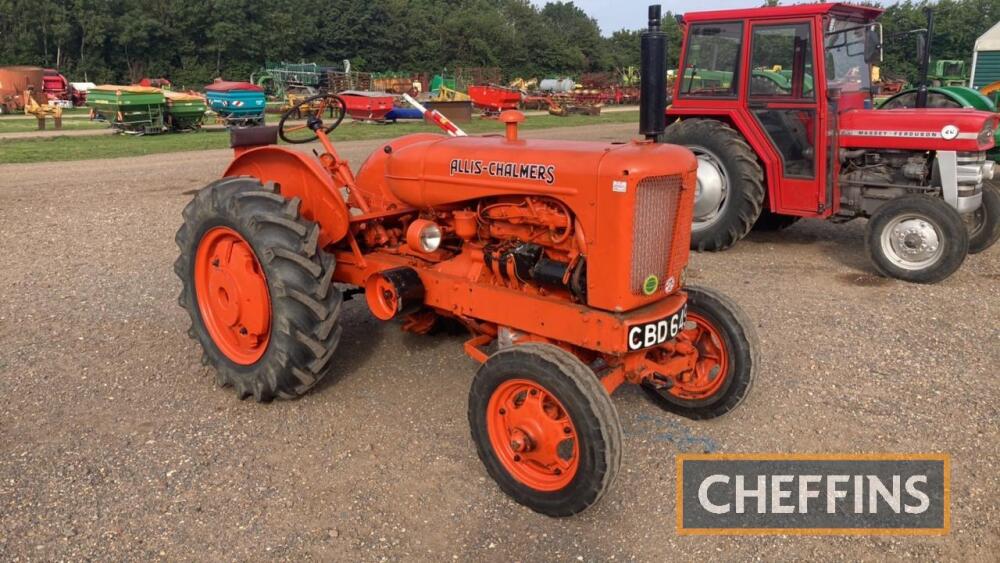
[[450, 159, 556, 185]]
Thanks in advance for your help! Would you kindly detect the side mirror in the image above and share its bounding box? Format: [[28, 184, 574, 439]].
[[865, 25, 883, 64]]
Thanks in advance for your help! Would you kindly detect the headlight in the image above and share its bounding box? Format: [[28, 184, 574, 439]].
[[978, 118, 997, 146], [406, 219, 442, 253]]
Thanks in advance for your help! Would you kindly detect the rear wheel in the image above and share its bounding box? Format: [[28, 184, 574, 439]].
[[468, 343, 622, 517], [660, 119, 765, 251], [175, 177, 343, 401], [642, 286, 758, 420], [966, 180, 1000, 254], [866, 195, 969, 283]]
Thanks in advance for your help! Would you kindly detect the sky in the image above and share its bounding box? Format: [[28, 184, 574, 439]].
[[532, 0, 898, 36]]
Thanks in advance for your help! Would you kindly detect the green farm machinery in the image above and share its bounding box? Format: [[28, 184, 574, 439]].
[[86, 85, 166, 134]]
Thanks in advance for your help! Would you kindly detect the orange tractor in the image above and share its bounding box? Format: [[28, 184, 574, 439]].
[[175, 6, 758, 516]]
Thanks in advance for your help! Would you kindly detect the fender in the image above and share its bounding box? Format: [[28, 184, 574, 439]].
[[224, 146, 351, 246]]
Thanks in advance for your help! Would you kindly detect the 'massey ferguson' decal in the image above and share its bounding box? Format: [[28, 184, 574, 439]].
[[840, 128, 977, 141], [450, 159, 556, 185], [628, 305, 687, 351]]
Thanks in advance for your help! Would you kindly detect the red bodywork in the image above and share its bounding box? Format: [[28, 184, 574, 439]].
[[668, 2, 997, 217], [204, 80, 262, 92], [839, 109, 994, 152], [42, 69, 68, 102]]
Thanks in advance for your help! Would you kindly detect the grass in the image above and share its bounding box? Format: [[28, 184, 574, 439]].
[[0, 117, 110, 133], [0, 110, 639, 165]]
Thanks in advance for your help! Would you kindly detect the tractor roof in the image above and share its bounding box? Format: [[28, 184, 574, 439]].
[[682, 3, 883, 23]]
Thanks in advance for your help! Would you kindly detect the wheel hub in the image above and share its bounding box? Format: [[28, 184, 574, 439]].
[[486, 379, 579, 491], [691, 148, 729, 230], [670, 312, 730, 400], [194, 227, 271, 364], [884, 216, 943, 268]]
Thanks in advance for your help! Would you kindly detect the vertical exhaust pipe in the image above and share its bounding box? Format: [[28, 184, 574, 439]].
[[915, 7, 935, 108], [640, 4, 667, 141]]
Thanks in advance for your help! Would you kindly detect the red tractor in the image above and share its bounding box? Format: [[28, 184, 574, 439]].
[[664, 3, 999, 283], [174, 6, 757, 516]]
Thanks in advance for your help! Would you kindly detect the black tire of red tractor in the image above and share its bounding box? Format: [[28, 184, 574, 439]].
[[641, 285, 759, 420], [174, 177, 343, 401], [468, 343, 623, 517], [865, 195, 969, 284], [753, 208, 801, 231], [968, 180, 1000, 254], [660, 119, 765, 251]]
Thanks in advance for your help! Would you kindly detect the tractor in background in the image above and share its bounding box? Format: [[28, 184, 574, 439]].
[[664, 3, 999, 283], [173, 6, 758, 517]]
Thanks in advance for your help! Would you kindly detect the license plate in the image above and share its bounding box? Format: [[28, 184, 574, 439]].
[[627, 305, 687, 351]]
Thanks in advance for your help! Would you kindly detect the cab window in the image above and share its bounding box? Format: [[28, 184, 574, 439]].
[[679, 22, 743, 98], [749, 23, 814, 98]]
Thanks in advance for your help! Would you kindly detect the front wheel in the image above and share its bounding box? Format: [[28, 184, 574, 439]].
[[866, 195, 969, 283], [641, 286, 758, 420], [966, 180, 1000, 254], [468, 343, 622, 517]]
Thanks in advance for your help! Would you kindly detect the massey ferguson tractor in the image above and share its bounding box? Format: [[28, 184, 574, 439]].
[[174, 6, 757, 516], [664, 3, 1000, 283]]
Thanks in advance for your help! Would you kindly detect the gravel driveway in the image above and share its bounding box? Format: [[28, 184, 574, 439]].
[[0, 123, 997, 560]]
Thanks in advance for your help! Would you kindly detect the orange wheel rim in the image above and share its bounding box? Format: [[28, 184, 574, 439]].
[[486, 379, 579, 491], [670, 312, 729, 400], [194, 227, 271, 365]]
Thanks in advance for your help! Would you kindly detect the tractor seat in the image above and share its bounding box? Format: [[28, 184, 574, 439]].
[[230, 125, 278, 148]]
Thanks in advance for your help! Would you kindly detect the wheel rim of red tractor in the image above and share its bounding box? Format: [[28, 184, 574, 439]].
[[486, 379, 579, 491], [670, 312, 730, 400], [194, 227, 271, 365]]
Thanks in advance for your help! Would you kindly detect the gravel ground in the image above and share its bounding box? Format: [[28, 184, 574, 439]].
[[0, 123, 997, 561]]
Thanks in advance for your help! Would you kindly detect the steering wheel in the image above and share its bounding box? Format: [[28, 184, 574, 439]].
[[278, 93, 346, 144]]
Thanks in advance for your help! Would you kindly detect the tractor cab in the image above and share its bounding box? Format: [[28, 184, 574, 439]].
[[665, 2, 999, 283]]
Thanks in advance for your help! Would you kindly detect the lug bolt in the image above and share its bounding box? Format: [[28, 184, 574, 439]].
[[554, 468, 562, 475], [212, 258, 220, 267], [499, 408, 506, 415], [529, 389, 538, 396], [563, 426, 572, 434], [239, 327, 248, 335], [513, 454, 521, 462]]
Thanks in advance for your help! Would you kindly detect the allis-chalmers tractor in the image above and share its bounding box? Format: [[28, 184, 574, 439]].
[[664, 3, 1000, 283], [174, 7, 757, 516]]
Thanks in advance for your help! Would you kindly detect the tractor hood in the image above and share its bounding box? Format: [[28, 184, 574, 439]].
[[840, 108, 998, 152]]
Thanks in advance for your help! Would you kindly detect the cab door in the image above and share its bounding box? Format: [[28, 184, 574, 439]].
[[745, 20, 829, 215]]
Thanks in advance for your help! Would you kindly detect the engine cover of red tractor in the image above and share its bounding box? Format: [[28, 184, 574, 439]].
[[376, 135, 698, 313], [840, 108, 997, 151]]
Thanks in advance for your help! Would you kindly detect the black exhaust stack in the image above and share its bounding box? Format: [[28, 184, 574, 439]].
[[915, 7, 935, 108], [640, 4, 667, 141]]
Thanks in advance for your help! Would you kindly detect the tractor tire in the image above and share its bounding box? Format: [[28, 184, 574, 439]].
[[752, 208, 801, 231], [966, 180, 1000, 254], [660, 119, 765, 251], [866, 195, 969, 284], [175, 177, 343, 401], [468, 343, 622, 517], [641, 286, 758, 420]]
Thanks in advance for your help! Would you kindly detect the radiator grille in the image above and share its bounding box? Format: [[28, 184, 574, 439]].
[[631, 175, 682, 294]]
